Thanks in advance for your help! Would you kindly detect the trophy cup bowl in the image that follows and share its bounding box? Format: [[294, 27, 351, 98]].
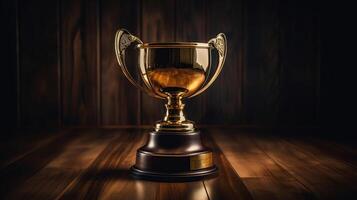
[[115, 29, 227, 180]]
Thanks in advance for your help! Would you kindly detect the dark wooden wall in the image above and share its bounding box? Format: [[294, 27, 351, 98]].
[[1, 0, 321, 128]]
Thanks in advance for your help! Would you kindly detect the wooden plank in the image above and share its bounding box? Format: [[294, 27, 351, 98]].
[[243, 0, 280, 124], [155, 182, 208, 200], [210, 129, 316, 200], [0, 0, 18, 130], [305, 137, 357, 168], [205, 0, 243, 124], [279, 0, 320, 125], [5, 129, 116, 200], [18, 0, 60, 127], [201, 131, 253, 200], [252, 134, 357, 199], [242, 177, 316, 200], [140, 0, 175, 125], [61, 0, 99, 125], [95, 130, 158, 200], [2, 128, 357, 199], [284, 136, 357, 181], [0, 130, 76, 198], [7, 167, 78, 200], [100, 0, 140, 125], [175, 0, 206, 124], [211, 130, 289, 178], [0, 129, 67, 169], [58, 130, 148, 200]]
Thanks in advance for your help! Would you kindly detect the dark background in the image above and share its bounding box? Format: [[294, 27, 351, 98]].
[[1, 0, 355, 135]]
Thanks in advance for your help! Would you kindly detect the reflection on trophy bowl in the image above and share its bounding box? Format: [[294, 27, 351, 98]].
[[147, 68, 205, 97], [138, 44, 212, 98], [115, 29, 227, 181]]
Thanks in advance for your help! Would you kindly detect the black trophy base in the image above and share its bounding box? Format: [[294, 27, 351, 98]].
[[130, 130, 217, 181]]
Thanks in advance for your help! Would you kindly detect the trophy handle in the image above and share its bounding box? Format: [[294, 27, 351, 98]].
[[115, 29, 162, 98], [190, 33, 227, 98]]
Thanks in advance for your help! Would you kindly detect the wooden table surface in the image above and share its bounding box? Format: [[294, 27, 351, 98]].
[[1, 128, 356, 200]]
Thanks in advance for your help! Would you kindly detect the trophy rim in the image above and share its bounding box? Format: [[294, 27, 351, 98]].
[[137, 42, 211, 49]]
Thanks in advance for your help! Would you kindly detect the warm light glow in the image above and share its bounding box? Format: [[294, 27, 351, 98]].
[[186, 144, 201, 152], [189, 183, 208, 199], [147, 68, 206, 97]]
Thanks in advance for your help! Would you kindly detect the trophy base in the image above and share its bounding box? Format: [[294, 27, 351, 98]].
[[130, 130, 218, 181]]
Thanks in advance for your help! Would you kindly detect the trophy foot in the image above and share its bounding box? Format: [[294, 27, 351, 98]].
[[130, 130, 218, 181], [155, 120, 194, 132], [131, 166, 217, 181]]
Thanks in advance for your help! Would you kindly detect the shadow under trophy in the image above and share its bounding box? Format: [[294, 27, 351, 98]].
[[115, 29, 227, 181]]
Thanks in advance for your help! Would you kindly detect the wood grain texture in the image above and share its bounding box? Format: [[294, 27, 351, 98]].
[[5, 0, 322, 129], [0, 129, 66, 169], [243, 0, 281, 125], [155, 182, 209, 200], [18, 0, 60, 127], [57, 130, 144, 199], [100, 0, 141, 125], [252, 134, 357, 199], [1, 128, 357, 199], [303, 137, 357, 168], [140, 0, 175, 125], [0, 130, 75, 198], [205, 0, 244, 125], [6, 129, 114, 200], [285, 137, 357, 183], [202, 131, 254, 200], [210, 129, 315, 200], [61, 0, 99, 125]]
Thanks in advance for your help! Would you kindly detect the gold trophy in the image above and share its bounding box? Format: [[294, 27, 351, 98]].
[[115, 29, 227, 180]]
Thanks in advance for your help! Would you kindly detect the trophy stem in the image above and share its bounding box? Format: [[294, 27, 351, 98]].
[[155, 90, 194, 132], [164, 95, 186, 123]]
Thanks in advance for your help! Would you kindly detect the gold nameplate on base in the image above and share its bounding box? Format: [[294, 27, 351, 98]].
[[190, 153, 213, 170]]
